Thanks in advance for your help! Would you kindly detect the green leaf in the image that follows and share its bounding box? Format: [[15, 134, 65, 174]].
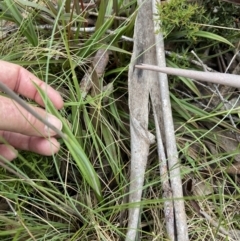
[[3, 0, 38, 46], [95, 0, 109, 30], [34, 84, 103, 201], [15, 0, 56, 17], [77, 17, 114, 59], [167, 59, 201, 97], [193, 30, 234, 47]]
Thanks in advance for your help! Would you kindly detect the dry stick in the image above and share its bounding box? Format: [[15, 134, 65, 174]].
[[0, 81, 66, 139], [150, 2, 175, 240], [151, 3, 189, 241], [126, 1, 156, 240], [152, 103, 175, 241], [135, 65, 240, 88], [80, 49, 109, 99]]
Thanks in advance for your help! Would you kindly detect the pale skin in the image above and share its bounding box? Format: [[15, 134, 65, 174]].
[[0, 60, 64, 161]]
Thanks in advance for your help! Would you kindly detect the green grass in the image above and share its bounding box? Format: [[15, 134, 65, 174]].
[[0, 0, 240, 240]]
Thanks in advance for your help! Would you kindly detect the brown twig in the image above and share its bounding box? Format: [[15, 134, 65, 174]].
[[80, 49, 109, 99]]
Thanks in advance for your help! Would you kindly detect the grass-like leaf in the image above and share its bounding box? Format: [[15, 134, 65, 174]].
[[34, 84, 103, 201], [3, 0, 38, 46], [193, 30, 234, 47]]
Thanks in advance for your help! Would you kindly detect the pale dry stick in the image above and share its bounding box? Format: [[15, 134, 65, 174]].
[[152, 1, 189, 241], [0, 81, 66, 139], [225, 50, 239, 73], [191, 50, 208, 72], [135, 65, 240, 88], [152, 103, 175, 241], [126, 0, 156, 240], [191, 50, 238, 130]]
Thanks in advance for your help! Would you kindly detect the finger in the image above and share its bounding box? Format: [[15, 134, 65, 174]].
[[0, 131, 60, 155], [0, 145, 18, 161], [0, 60, 63, 109], [0, 96, 62, 136]]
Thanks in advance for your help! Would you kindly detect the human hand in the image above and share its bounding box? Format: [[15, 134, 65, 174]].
[[0, 60, 64, 161]]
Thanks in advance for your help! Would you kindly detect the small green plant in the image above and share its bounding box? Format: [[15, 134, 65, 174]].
[[156, 0, 205, 39]]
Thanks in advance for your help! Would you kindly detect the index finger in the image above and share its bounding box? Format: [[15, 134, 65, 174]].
[[0, 60, 63, 109]]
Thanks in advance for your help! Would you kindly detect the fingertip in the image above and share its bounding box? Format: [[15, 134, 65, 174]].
[[42, 138, 61, 156], [0, 145, 18, 161], [54, 96, 64, 110], [29, 137, 61, 156]]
